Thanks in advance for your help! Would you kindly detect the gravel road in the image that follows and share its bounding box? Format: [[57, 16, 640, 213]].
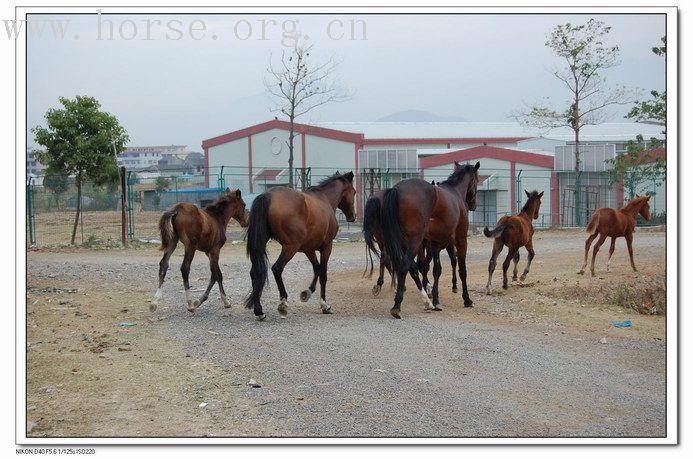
[[27, 230, 667, 437]]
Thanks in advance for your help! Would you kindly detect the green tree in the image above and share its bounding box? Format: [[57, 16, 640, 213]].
[[605, 36, 667, 205], [154, 176, 170, 193], [605, 135, 665, 202], [42, 166, 69, 210], [33, 96, 129, 244], [514, 19, 639, 223]]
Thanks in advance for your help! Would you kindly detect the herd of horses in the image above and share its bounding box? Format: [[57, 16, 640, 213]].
[[151, 163, 653, 320]]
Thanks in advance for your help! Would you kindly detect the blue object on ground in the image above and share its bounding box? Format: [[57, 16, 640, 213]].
[[612, 320, 632, 328]]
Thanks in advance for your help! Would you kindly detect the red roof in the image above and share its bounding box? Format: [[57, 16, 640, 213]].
[[419, 145, 554, 169], [201, 120, 532, 150], [202, 119, 365, 149], [254, 168, 285, 181]]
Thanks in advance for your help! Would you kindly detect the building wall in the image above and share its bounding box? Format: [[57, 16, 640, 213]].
[[304, 134, 357, 177], [421, 157, 553, 227]]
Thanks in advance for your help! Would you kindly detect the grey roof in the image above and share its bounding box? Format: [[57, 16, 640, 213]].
[[314, 121, 664, 142]]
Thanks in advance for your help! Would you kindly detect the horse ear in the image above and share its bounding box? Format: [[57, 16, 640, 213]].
[[235, 189, 241, 198], [525, 189, 530, 198], [538, 191, 544, 198], [646, 195, 651, 201], [454, 161, 460, 168], [345, 171, 354, 182], [225, 187, 231, 194], [474, 161, 480, 171]]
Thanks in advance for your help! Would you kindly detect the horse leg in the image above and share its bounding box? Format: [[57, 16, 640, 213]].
[[486, 238, 503, 295], [318, 243, 334, 314], [192, 250, 220, 310], [373, 252, 386, 296], [430, 248, 443, 311], [606, 237, 617, 272], [502, 247, 520, 290], [417, 243, 432, 298], [590, 234, 608, 277], [300, 251, 320, 304], [406, 239, 433, 312], [390, 268, 407, 319], [520, 242, 535, 281], [578, 233, 598, 275], [152, 235, 178, 311], [626, 233, 638, 272], [512, 251, 520, 281], [456, 237, 473, 307], [180, 246, 196, 312], [447, 245, 458, 293], [271, 245, 298, 318]]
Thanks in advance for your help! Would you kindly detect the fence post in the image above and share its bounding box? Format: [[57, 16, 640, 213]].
[[218, 166, 225, 191], [126, 171, 135, 239], [119, 167, 127, 246], [516, 169, 523, 214], [26, 177, 35, 246]]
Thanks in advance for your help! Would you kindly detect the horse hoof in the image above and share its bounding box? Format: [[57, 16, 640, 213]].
[[372, 284, 382, 296], [300, 290, 311, 302], [591, 272, 596, 278], [278, 304, 288, 317], [464, 299, 473, 308], [452, 288, 458, 293], [512, 276, 518, 282], [502, 284, 508, 290], [255, 314, 266, 321], [193, 300, 201, 308], [322, 308, 333, 315], [432, 305, 443, 312], [486, 289, 492, 296], [520, 275, 527, 281], [577, 270, 584, 275], [149, 303, 157, 312], [223, 303, 231, 309], [390, 309, 401, 319]]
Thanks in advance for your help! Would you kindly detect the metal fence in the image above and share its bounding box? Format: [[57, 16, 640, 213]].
[[26, 164, 666, 247]]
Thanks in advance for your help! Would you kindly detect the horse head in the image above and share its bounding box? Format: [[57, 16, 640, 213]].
[[337, 171, 357, 222], [453, 161, 481, 211], [635, 194, 652, 221], [524, 189, 544, 220], [208, 188, 249, 227]]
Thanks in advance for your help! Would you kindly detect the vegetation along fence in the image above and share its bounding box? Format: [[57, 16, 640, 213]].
[[26, 165, 666, 248]]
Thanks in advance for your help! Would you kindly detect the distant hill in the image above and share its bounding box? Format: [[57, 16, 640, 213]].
[[375, 110, 467, 122]]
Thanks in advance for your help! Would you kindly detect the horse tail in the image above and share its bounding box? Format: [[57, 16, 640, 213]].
[[362, 195, 381, 278], [244, 193, 273, 310], [381, 188, 408, 275], [586, 213, 600, 235], [158, 209, 178, 251], [483, 223, 508, 239]]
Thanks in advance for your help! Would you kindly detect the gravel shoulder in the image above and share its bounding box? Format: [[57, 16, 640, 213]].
[[25, 229, 667, 438]]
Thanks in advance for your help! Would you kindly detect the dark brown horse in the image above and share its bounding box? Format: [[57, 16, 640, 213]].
[[578, 195, 651, 276], [245, 171, 356, 320], [363, 189, 458, 297], [380, 162, 480, 318], [153, 188, 250, 312], [484, 190, 543, 294]]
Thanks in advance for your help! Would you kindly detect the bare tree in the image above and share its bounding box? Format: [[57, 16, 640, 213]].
[[265, 41, 350, 188], [514, 19, 638, 173]]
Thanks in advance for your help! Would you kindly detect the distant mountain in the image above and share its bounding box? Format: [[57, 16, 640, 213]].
[[375, 110, 467, 122]]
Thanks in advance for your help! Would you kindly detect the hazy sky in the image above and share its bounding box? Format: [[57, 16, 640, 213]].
[[26, 13, 666, 151]]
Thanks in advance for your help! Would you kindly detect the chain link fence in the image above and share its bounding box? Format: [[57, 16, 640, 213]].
[[26, 164, 666, 247]]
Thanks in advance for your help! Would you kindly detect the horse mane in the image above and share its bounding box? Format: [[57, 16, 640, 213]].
[[307, 172, 351, 192], [204, 193, 232, 217], [521, 191, 541, 214], [440, 163, 478, 187]]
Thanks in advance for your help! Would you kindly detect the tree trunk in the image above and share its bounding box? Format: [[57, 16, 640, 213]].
[[574, 128, 581, 226], [288, 116, 295, 189], [71, 176, 82, 245]]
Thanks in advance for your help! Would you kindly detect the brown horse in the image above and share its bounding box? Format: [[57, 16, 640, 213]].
[[578, 195, 651, 276], [153, 188, 250, 312], [363, 189, 458, 296], [245, 171, 356, 320], [380, 162, 480, 318], [484, 190, 543, 294]]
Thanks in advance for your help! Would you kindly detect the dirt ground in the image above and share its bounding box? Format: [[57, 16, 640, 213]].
[[24, 229, 667, 438]]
